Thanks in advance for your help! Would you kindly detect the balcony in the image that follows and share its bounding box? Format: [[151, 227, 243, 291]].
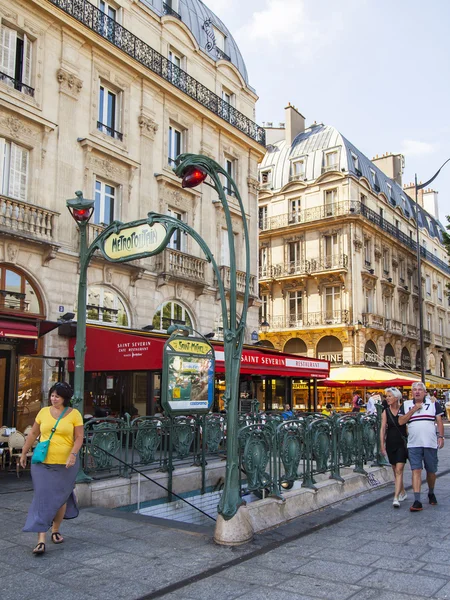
[[155, 248, 208, 288], [362, 313, 384, 329], [289, 174, 305, 182], [259, 200, 450, 276], [0, 72, 35, 97], [390, 319, 403, 334], [310, 254, 348, 273], [215, 265, 257, 297], [49, 0, 265, 146], [434, 333, 443, 347], [423, 329, 432, 344], [406, 324, 419, 339], [0, 195, 58, 242], [267, 310, 350, 330], [322, 163, 339, 174], [259, 262, 309, 280]]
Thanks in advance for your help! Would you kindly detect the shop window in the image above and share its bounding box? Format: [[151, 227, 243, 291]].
[[0, 265, 41, 314], [86, 286, 129, 326], [0, 24, 33, 96], [152, 301, 193, 332], [0, 139, 29, 201]]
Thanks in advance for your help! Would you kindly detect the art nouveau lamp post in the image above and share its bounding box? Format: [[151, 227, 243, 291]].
[[66, 191, 94, 483], [174, 154, 253, 544]]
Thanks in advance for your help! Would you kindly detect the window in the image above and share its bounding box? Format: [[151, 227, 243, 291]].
[[0, 25, 33, 95], [99, 1, 119, 41], [325, 286, 341, 320], [259, 247, 268, 277], [220, 228, 232, 266], [383, 295, 392, 320], [258, 205, 268, 230], [439, 317, 444, 337], [351, 152, 360, 174], [426, 274, 431, 296], [288, 241, 301, 273], [291, 159, 305, 180], [438, 281, 443, 302], [98, 83, 122, 140], [168, 125, 183, 166], [289, 198, 301, 222], [152, 300, 192, 332], [324, 234, 338, 267], [323, 151, 338, 173], [168, 49, 182, 86], [94, 180, 115, 225], [364, 238, 371, 266], [86, 286, 128, 326], [223, 157, 236, 196], [395, 219, 400, 230], [383, 249, 389, 276], [213, 27, 226, 52], [360, 193, 367, 206], [0, 139, 29, 201], [324, 189, 338, 216], [166, 0, 179, 10], [386, 183, 393, 199], [364, 287, 374, 314], [288, 290, 302, 326], [379, 207, 384, 221], [0, 266, 41, 314], [260, 169, 272, 188], [167, 208, 185, 251], [427, 313, 432, 331], [259, 294, 268, 323], [220, 88, 235, 122], [399, 259, 405, 284]]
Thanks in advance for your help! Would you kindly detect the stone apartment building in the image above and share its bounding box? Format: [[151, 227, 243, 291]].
[[258, 104, 450, 395], [0, 0, 265, 427]]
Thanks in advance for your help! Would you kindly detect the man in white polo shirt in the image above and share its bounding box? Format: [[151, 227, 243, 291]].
[[399, 381, 444, 511]]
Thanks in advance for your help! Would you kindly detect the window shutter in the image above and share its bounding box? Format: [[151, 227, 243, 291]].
[[0, 138, 6, 194], [22, 34, 32, 86], [8, 143, 29, 201], [0, 25, 17, 78]]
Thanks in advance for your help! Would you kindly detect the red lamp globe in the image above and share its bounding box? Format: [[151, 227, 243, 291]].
[[181, 166, 207, 188], [72, 208, 93, 222]]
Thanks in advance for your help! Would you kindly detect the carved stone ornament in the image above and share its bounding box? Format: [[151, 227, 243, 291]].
[[88, 154, 127, 181], [391, 257, 399, 269], [7, 243, 18, 263], [353, 237, 363, 252], [138, 114, 158, 139], [0, 115, 36, 141], [247, 176, 259, 192], [374, 247, 382, 261], [57, 68, 83, 98]]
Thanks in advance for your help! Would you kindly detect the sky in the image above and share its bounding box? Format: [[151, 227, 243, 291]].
[[206, 0, 450, 228]]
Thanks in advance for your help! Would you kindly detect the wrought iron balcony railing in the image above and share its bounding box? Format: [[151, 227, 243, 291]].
[[260, 200, 450, 275], [310, 254, 348, 272], [267, 310, 350, 330], [0, 71, 35, 97], [48, 0, 265, 146], [97, 121, 123, 141], [162, 2, 181, 19]]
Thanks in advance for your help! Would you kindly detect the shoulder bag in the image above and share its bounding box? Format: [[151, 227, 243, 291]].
[[387, 408, 408, 450], [31, 407, 68, 464]]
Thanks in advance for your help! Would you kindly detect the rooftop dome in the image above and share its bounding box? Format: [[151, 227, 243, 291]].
[[260, 123, 446, 242], [141, 0, 250, 87]]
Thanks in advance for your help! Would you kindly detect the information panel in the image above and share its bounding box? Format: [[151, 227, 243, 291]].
[[162, 336, 215, 415]]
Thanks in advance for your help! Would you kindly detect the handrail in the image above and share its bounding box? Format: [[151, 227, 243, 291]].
[[92, 444, 216, 521]]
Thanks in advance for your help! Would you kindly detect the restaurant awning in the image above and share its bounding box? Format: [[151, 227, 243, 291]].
[[0, 320, 38, 339], [423, 373, 450, 389], [68, 324, 330, 379], [321, 366, 421, 387]]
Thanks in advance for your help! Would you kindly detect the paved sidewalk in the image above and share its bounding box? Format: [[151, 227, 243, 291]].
[[2, 425, 450, 600]]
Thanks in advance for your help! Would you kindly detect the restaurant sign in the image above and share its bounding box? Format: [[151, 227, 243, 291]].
[[162, 335, 215, 414], [102, 223, 167, 261]]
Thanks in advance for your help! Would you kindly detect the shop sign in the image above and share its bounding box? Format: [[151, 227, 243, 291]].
[[162, 335, 215, 414], [318, 352, 342, 364], [214, 350, 328, 371], [364, 340, 379, 367], [383, 343, 396, 368], [400, 347, 411, 370], [102, 223, 167, 261]]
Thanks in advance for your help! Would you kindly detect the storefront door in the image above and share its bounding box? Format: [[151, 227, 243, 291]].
[[0, 351, 10, 425]]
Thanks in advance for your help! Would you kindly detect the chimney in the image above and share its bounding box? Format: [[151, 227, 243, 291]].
[[371, 152, 404, 186], [285, 103, 305, 146], [403, 182, 440, 220]]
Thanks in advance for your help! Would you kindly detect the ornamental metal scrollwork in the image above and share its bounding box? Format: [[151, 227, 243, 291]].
[[202, 18, 216, 52], [239, 425, 272, 492], [134, 420, 161, 464], [338, 416, 357, 466], [88, 421, 121, 470], [361, 414, 377, 462], [205, 415, 224, 453], [311, 419, 331, 473], [172, 417, 194, 458], [279, 422, 303, 484]]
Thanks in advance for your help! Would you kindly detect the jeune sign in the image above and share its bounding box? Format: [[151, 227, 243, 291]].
[[103, 223, 167, 261]]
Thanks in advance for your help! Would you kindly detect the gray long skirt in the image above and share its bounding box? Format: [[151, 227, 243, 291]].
[[23, 461, 79, 533]]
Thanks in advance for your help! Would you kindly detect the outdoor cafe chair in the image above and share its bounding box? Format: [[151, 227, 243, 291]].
[[0, 426, 9, 470], [8, 431, 32, 478]]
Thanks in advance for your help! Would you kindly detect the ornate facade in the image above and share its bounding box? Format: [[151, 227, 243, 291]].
[[258, 105, 450, 381], [0, 0, 264, 426]]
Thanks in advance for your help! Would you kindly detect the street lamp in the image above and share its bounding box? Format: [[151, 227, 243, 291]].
[[260, 320, 270, 333], [66, 191, 95, 483], [414, 158, 450, 383], [173, 153, 253, 545]]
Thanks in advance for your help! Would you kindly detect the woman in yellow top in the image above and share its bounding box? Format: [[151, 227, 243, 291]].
[[20, 382, 84, 555]]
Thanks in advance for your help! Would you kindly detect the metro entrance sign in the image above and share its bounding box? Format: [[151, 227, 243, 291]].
[[102, 222, 167, 261]]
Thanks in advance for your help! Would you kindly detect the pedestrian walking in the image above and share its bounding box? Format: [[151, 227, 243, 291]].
[[20, 382, 84, 554], [352, 391, 363, 412], [399, 381, 445, 512], [380, 387, 407, 508]]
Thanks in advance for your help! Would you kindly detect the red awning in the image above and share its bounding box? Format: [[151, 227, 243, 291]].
[[68, 325, 330, 379], [0, 320, 38, 339], [38, 320, 61, 337]]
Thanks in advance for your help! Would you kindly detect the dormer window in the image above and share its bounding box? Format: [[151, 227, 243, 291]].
[[323, 151, 338, 173], [291, 159, 305, 181], [260, 169, 272, 188], [370, 169, 380, 192], [213, 27, 226, 51], [351, 153, 361, 176]]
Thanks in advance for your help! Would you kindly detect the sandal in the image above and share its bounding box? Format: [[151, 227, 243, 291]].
[[33, 542, 45, 555], [51, 532, 64, 544]]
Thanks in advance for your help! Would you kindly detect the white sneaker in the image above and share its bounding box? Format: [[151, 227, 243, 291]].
[[398, 491, 408, 502], [393, 498, 400, 508]]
